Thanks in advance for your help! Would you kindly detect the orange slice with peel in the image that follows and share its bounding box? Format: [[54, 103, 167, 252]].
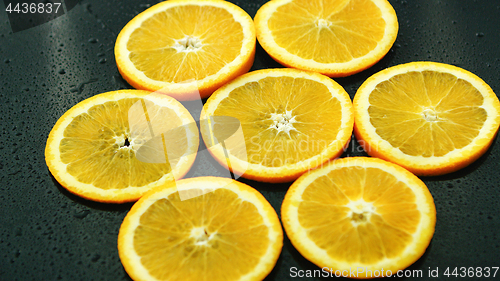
[[115, 0, 256, 100], [118, 176, 283, 281], [200, 68, 354, 183], [353, 61, 500, 176], [45, 90, 199, 203], [254, 0, 398, 77], [281, 157, 436, 278]]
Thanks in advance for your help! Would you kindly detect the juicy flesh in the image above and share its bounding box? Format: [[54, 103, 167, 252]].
[[127, 5, 244, 83], [212, 76, 343, 167], [368, 71, 487, 157], [60, 98, 188, 189], [298, 166, 421, 264], [268, 0, 386, 63], [133, 188, 270, 280]]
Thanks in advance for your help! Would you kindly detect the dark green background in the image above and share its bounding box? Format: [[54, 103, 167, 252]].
[[1, 0, 499, 280]]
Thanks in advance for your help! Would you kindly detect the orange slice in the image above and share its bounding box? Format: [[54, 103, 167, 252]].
[[254, 0, 398, 77], [281, 157, 436, 278], [118, 176, 283, 281], [115, 0, 256, 100], [200, 68, 354, 183], [353, 61, 500, 176], [45, 90, 199, 203]]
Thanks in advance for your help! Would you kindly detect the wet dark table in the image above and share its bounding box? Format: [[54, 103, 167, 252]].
[[1, 0, 500, 280]]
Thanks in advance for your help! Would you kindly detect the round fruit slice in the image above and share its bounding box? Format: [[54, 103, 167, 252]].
[[282, 157, 436, 278], [353, 61, 500, 176], [118, 176, 283, 281], [115, 0, 256, 100], [200, 68, 354, 183], [254, 0, 398, 77], [45, 90, 199, 203]]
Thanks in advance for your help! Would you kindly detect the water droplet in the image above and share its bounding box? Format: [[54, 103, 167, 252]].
[[58, 69, 66, 75], [91, 254, 100, 262], [88, 38, 98, 44], [98, 58, 107, 64], [476, 32, 484, 37], [4, 59, 10, 64], [73, 210, 90, 219]]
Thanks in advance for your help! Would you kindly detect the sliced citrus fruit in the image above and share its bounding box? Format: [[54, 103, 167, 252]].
[[200, 68, 354, 183], [45, 90, 199, 203], [118, 176, 283, 281], [115, 0, 256, 100], [281, 157, 436, 278], [254, 0, 398, 77], [353, 61, 500, 176]]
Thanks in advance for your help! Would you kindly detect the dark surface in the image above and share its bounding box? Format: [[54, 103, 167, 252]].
[[1, 0, 500, 280]]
